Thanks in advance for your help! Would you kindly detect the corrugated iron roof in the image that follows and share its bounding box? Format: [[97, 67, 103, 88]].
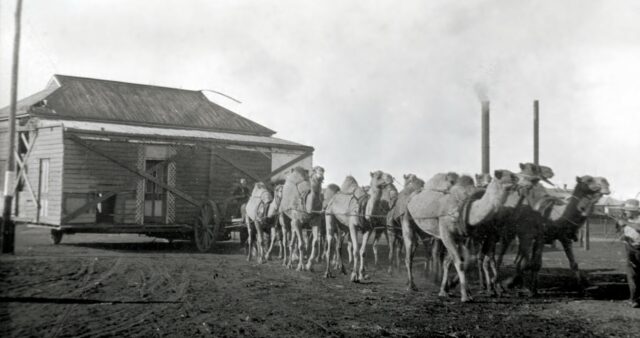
[[37, 119, 312, 151], [1, 75, 275, 136]]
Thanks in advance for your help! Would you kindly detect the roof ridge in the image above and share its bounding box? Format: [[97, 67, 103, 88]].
[[54, 74, 201, 93]]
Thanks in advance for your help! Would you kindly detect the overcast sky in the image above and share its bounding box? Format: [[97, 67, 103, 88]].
[[1, 0, 639, 199]]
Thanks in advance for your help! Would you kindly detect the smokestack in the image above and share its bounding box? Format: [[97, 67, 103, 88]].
[[481, 101, 490, 174], [533, 100, 539, 165]]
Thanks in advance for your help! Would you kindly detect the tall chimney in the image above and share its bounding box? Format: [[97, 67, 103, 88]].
[[533, 100, 539, 165], [481, 101, 490, 174]]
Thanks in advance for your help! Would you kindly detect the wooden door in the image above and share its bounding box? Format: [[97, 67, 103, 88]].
[[144, 160, 167, 224]]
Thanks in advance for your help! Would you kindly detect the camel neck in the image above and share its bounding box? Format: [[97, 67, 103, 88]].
[[467, 181, 507, 226]]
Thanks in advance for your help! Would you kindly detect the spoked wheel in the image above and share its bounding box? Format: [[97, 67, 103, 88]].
[[51, 229, 63, 245], [193, 201, 221, 253]]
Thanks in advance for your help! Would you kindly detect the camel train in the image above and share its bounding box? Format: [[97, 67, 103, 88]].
[[242, 163, 610, 302]]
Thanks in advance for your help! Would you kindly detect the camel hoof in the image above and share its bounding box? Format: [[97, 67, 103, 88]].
[[305, 264, 314, 272], [324, 272, 333, 279], [407, 283, 418, 292], [461, 296, 473, 303], [438, 291, 450, 298], [296, 265, 303, 272], [360, 273, 370, 281], [350, 272, 359, 283]]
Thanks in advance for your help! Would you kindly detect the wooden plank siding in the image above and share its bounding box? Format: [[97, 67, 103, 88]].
[[62, 138, 140, 224], [14, 126, 64, 224], [173, 145, 209, 223]]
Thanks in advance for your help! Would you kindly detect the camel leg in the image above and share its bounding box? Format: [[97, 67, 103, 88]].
[[439, 254, 453, 297], [440, 225, 471, 303], [347, 235, 354, 264], [291, 219, 305, 271], [349, 223, 360, 282], [432, 239, 444, 284], [528, 235, 544, 297], [280, 215, 292, 268], [395, 235, 403, 273], [496, 231, 514, 270], [305, 224, 319, 271], [257, 221, 268, 264], [335, 228, 347, 274], [371, 229, 381, 267], [276, 225, 284, 260], [246, 220, 254, 262], [560, 237, 585, 293], [266, 226, 277, 261], [303, 229, 311, 261], [387, 227, 396, 274], [508, 234, 530, 291], [287, 221, 298, 270], [485, 237, 502, 296], [359, 229, 372, 281], [324, 215, 335, 278], [401, 215, 417, 291]]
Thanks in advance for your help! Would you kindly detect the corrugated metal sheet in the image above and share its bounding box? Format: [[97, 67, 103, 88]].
[[38, 119, 312, 150], [1, 75, 275, 136]]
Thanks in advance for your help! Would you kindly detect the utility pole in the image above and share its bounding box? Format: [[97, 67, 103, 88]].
[[533, 100, 539, 166], [1, 0, 23, 254]]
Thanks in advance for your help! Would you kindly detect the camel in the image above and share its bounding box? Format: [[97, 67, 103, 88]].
[[402, 170, 520, 302], [499, 174, 610, 295], [265, 184, 285, 261], [324, 175, 375, 281], [384, 174, 425, 274], [367, 172, 397, 267], [244, 182, 274, 263], [278, 166, 325, 271]]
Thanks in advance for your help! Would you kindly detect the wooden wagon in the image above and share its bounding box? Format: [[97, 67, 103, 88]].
[[0, 75, 314, 252]]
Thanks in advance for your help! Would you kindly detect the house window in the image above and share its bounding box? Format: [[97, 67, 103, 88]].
[[38, 159, 50, 217]]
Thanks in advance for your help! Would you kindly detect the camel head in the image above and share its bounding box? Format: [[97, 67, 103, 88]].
[[475, 173, 492, 188], [445, 172, 460, 190], [573, 175, 611, 216], [538, 165, 555, 180], [403, 173, 418, 186], [593, 177, 610, 195], [274, 184, 284, 200], [322, 183, 340, 209], [311, 166, 325, 185], [493, 169, 520, 190], [366, 171, 394, 221], [383, 173, 394, 186], [267, 185, 284, 218], [405, 175, 425, 192], [369, 170, 388, 192]]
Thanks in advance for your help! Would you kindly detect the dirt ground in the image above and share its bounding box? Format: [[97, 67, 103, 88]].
[[1, 225, 640, 337]]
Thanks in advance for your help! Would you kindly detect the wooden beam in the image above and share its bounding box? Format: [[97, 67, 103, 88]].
[[67, 135, 201, 207], [208, 147, 262, 182], [261, 150, 313, 182], [61, 191, 119, 223], [13, 152, 39, 209]]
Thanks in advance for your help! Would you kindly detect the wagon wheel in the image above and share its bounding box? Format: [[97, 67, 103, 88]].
[[193, 201, 221, 253], [51, 229, 63, 245]]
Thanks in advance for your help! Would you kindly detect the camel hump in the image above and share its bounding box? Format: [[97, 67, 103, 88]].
[[425, 172, 459, 193], [340, 176, 359, 193]]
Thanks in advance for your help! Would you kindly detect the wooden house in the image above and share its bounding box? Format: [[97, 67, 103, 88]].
[[0, 75, 313, 250]]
